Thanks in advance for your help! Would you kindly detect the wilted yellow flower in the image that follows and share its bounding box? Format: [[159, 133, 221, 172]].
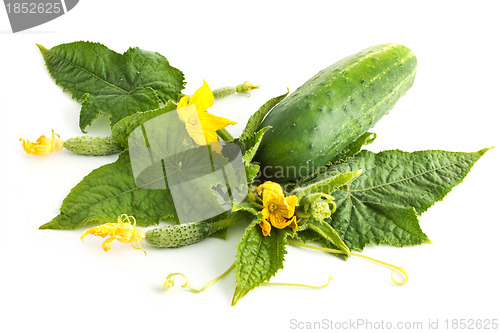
[[177, 80, 236, 146], [81, 214, 145, 253], [257, 181, 298, 236], [19, 129, 64, 156]]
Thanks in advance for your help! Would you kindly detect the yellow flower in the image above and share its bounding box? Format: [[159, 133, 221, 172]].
[[177, 80, 236, 146], [257, 181, 298, 236], [81, 214, 145, 253], [257, 181, 284, 198], [19, 129, 64, 156], [259, 219, 272, 237]]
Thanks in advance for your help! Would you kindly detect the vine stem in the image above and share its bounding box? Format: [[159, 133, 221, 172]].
[[163, 263, 236, 293], [216, 128, 235, 142], [163, 261, 333, 295], [287, 239, 408, 286]]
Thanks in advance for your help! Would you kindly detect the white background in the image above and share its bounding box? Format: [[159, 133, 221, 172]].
[[1, 1, 499, 332]]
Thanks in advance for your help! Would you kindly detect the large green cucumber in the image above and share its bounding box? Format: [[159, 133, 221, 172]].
[[254, 43, 417, 182]]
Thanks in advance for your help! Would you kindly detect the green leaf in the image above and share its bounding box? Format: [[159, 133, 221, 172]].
[[38, 42, 185, 131], [40, 152, 176, 230], [294, 229, 321, 244], [325, 148, 491, 251], [293, 169, 363, 199], [301, 219, 350, 255], [239, 89, 289, 144], [232, 222, 288, 306], [111, 101, 177, 147], [245, 164, 261, 184], [231, 201, 262, 218], [331, 194, 429, 251], [241, 126, 271, 183], [210, 228, 228, 240], [330, 132, 377, 165], [242, 127, 271, 165]]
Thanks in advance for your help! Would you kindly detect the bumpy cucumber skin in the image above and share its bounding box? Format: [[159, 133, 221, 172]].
[[254, 43, 417, 182], [64, 136, 123, 156], [146, 222, 213, 248], [145, 211, 248, 248]]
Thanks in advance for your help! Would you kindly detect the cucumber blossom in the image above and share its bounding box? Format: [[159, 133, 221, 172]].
[[254, 43, 417, 182]]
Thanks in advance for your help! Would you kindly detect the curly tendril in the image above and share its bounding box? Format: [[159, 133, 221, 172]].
[[287, 240, 409, 286]]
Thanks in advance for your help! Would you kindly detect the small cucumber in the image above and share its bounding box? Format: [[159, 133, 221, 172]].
[[64, 136, 123, 155], [145, 211, 248, 248], [254, 43, 417, 181]]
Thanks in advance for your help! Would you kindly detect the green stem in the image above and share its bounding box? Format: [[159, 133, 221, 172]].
[[288, 240, 408, 286], [163, 263, 236, 293], [209, 210, 250, 233], [216, 128, 235, 142]]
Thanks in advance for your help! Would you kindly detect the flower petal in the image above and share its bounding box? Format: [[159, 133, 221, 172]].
[[81, 215, 145, 252], [20, 130, 64, 156], [285, 195, 298, 208], [177, 95, 190, 110], [259, 219, 271, 236], [199, 112, 236, 145], [176, 100, 195, 123], [284, 195, 298, 218], [288, 216, 298, 232], [262, 190, 284, 208], [261, 207, 270, 220], [257, 181, 284, 197], [189, 80, 214, 113], [269, 212, 288, 229], [185, 123, 207, 145], [101, 237, 116, 252], [176, 82, 236, 148]]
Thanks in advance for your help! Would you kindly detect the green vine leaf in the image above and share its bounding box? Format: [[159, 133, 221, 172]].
[[111, 101, 177, 147], [37, 42, 185, 131], [232, 221, 289, 306], [330, 132, 376, 165], [231, 201, 262, 219], [300, 219, 350, 255], [293, 169, 363, 199], [242, 126, 271, 183], [239, 89, 289, 145], [325, 148, 492, 251], [40, 152, 177, 230]]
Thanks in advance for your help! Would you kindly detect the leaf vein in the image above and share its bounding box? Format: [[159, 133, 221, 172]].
[[47, 53, 130, 95], [351, 162, 458, 193]]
